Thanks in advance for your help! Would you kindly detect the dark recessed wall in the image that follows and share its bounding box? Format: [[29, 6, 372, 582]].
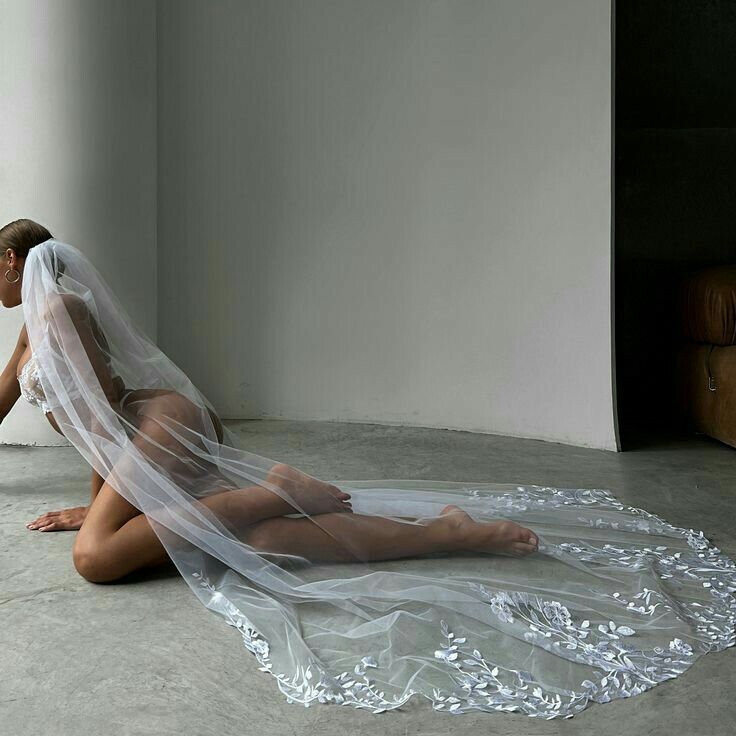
[[615, 0, 736, 444]]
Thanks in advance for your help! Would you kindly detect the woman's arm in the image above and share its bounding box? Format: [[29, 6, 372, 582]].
[[0, 324, 27, 423]]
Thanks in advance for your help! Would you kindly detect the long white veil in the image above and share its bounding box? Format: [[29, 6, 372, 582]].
[[21, 238, 736, 717]]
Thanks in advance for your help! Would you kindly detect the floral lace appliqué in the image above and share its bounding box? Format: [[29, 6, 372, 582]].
[[190, 485, 736, 717]]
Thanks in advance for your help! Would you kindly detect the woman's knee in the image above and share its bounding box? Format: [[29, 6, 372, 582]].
[[72, 535, 120, 584]]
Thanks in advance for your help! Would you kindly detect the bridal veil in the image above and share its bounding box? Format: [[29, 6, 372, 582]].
[[21, 238, 736, 718]]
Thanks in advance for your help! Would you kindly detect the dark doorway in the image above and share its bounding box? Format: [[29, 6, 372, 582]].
[[614, 0, 736, 448]]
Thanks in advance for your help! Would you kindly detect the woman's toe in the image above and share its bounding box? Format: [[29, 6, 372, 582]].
[[511, 541, 538, 556], [522, 529, 538, 546]]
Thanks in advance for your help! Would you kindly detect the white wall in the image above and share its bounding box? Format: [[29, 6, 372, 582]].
[[158, 0, 617, 450], [0, 0, 157, 446], [0, 1, 616, 451]]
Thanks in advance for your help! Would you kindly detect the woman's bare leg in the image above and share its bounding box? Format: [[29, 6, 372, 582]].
[[239, 504, 539, 563], [72, 476, 439, 582], [74, 483, 539, 583], [72, 468, 352, 583], [241, 510, 449, 563]]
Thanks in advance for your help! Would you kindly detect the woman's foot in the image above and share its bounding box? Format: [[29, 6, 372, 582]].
[[434, 504, 539, 557], [263, 463, 353, 516]]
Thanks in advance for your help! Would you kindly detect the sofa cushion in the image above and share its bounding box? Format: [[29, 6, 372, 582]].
[[681, 264, 736, 346]]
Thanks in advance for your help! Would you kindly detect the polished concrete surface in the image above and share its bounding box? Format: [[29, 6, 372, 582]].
[[1, 419, 734, 736]]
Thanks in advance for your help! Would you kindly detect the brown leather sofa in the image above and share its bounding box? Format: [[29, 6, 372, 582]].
[[676, 264, 736, 448]]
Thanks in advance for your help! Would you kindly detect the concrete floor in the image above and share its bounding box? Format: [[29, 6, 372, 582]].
[[1, 419, 735, 736]]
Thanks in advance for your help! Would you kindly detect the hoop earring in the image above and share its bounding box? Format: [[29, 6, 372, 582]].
[[4, 268, 20, 284]]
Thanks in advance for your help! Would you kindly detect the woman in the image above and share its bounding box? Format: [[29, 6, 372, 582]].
[[1, 218, 734, 718], [3, 221, 539, 578]]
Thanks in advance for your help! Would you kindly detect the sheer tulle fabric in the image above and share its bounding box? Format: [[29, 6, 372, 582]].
[[21, 239, 736, 718]]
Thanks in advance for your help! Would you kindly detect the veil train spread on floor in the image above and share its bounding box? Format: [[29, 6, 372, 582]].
[[22, 238, 736, 718]]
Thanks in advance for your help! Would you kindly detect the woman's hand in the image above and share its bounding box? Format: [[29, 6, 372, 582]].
[[26, 505, 88, 532]]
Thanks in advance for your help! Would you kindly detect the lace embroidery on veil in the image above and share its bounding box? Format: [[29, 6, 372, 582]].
[[195, 485, 736, 717]]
